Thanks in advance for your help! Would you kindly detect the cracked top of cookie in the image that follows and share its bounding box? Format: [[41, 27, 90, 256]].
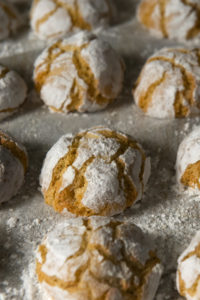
[[176, 126, 200, 190], [133, 47, 200, 119], [137, 0, 200, 42], [0, 65, 27, 121], [30, 0, 112, 40], [36, 217, 162, 300], [177, 230, 200, 300], [0, 0, 21, 40], [33, 32, 124, 114], [0, 130, 28, 203], [40, 126, 150, 217]]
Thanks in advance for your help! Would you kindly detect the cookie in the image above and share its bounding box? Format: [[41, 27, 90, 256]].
[[0, 0, 20, 40], [33, 32, 124, 113], [36, 217, 163, 300], [0, 130, 28, 204], [133, 48, 200, 119], [40, 126, 150, 216], [30, 0, 112, 40], [177, 230, 200, 300], [176, 127, 200, 191], [138, 0, 200, 42], [0, 65, 27, 121]]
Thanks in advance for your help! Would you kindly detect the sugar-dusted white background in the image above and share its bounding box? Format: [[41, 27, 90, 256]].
[[0, 1, 199, 299]]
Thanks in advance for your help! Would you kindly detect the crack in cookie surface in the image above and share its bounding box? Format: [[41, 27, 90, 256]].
[[34, 35, 121, 113], [34, 0, 91, 35], [36, 219, 161, 300], [138, 0, 200, 40], [180, 0, 200, 39], [0, 1, 18, 33], [134, 49, 199, 118], [42, 128, 147, 216], [178, 238, 200, 298], [0, 131, 28, 172]]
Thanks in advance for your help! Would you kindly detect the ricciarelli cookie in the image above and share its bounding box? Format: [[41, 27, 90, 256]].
[[177, 231, 200, 300], [0, 65, 27, 121], [40, 127, 151, 216], [30, 0, 112, 40], [0, 131, 28, 204], [0, 0, 21, 40], [176, 127, 200, 191], [33, 32, 124, 113], [36, 217, 163, 300], [137, 0, 200, 42], [133, 48, 200, 119]]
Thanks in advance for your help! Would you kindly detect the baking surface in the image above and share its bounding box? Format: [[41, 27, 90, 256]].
[[0, 1, 200, 299]]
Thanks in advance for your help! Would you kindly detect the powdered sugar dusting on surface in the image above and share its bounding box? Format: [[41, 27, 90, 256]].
[[177, 231, 200, 299], [40, 127, 149, 216], [0, 0, 200, 299], [33, 31, 124, 114], [134, 48, 200, 119], [0, 66, 27, 120], [176, 126, 200, 189], [35, 217, 163, 300], [138, 0, 200, 43], [30, 0, 111, 41]]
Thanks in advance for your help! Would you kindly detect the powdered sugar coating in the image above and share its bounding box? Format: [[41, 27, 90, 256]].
[[40, 126, 150, 216], [30, 0, 111, 41], [33, 32, 124, 114], [177, 231, 200, 300], [0, 131, 28, 204], [0, 65, 27, 121], [133, 47, 200, 119], [36, 217, 163, 300], [138, 0, 200, 42], [0, 0, 21, 40], [176, 126, 200, 190]]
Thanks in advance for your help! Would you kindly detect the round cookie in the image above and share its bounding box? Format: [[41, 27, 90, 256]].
[[36, 217, 163, 300], [0, 130, 28, 204], [0, 65, 27, 121], [176, 126, 200, 191], [40, 126, 151, 216], [33, 32, 124, 113], [177, 231, 200, 300], [0, 0, 21, 40], [30, 0, 112, 40], [133, 47, 200, 119], [137, 0, 200, 42]]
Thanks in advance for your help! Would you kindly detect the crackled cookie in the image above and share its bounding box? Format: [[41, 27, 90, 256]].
[[0, 131, 28, 204], [36, 217, 163, 300], [138, 0, 200, 42], [40, 127, 150, 216], [176, 127, 200, 191], [0, 65, 27, 121], [33, 32, 124, 113], [30, 0, 112, 40], [0, 0, 21, 40], [133, 48, 200, 119], [177, 231, 200, 300]]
